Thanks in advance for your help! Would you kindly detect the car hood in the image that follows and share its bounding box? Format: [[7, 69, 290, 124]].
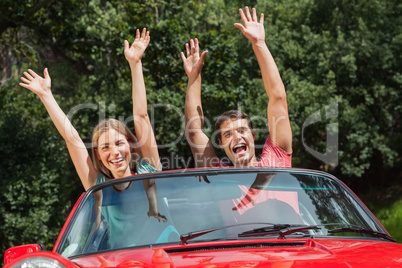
[[70, 239, 402, 267]]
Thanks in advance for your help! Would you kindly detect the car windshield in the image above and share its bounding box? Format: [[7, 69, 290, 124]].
[[58, 168, 384, 258]]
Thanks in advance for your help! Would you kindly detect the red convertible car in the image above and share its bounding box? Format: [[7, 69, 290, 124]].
[[4, 167, 402, 267]]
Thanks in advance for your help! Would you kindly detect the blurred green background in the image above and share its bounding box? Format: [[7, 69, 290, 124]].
[[1, 0, 401, 261]]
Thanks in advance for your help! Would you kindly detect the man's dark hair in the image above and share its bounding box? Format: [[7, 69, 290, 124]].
[[214, 110, 253, 140]]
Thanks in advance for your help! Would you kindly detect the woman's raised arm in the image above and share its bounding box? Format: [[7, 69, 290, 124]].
[[20, 68, 98, 190]]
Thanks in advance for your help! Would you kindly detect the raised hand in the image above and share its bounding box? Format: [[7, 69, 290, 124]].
[[19, 68, 51, 97], [180, 38, 208, 81], [124, 28, 150, 63], [234, 6, 265, 44]]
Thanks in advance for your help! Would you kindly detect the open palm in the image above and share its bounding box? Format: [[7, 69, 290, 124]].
[[234, 7, 265, 44], [19, 68, 51, 97], [181, 38, 208, 81], [124, 28, 150, 63]]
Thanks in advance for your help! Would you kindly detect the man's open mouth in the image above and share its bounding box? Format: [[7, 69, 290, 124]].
[[233, 144, 247, 154]]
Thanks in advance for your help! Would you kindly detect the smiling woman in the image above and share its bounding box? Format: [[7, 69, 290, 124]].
[[17, 28, 166, 222], [92, 119, 139, 180]]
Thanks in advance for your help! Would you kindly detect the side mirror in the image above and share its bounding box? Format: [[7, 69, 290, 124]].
[[4, 244, 45, 265]]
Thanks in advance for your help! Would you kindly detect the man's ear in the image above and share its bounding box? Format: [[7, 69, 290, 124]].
[[218, 138, 223, 148], [252, 130, 256, 140]]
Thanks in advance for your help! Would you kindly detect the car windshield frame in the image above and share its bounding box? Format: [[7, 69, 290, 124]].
[[55, 167, 390, 258]]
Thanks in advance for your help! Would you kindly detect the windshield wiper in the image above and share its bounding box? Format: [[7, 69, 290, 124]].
[[180, 222, 277, 245], [328, 227, 396, 242], [180, 223, 395, 244], [238, 224, 321, 239]]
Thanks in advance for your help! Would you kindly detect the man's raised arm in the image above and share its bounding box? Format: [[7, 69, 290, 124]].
[[181, 39, 217, 167], [235, 7, 292, 153]]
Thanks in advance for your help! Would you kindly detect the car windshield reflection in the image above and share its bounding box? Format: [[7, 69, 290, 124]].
[[58, 169, 384, 258]]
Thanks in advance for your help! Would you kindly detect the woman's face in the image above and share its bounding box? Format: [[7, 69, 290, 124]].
[[96, 128, 132, 178]]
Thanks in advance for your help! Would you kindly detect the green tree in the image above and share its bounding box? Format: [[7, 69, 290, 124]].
[[256, 0, 402, 187], [0, 77, 78, 255]]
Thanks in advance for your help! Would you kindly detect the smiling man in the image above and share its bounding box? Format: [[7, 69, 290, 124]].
[[182, 6, 292, 168]]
